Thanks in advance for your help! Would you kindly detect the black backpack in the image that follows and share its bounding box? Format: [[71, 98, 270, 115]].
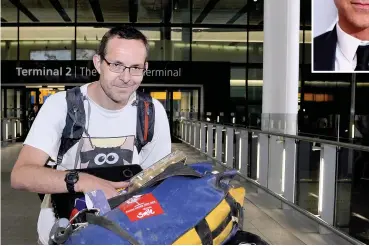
[[55, 86, 155, 167]]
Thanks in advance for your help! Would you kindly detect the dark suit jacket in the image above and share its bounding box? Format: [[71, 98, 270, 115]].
[[313, 25, 337, 71]]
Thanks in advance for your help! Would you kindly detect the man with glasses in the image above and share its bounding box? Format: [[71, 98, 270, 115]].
[[10, 26, 171, 244]]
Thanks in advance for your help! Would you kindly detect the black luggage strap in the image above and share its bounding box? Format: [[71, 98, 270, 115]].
[[193, 195, 242, 245], [225, 194, 243, 230], [192, 195, 242, 245], [85, 213, 140, 245], [55, 87, 86, 167], [194, 219, 213, 245]]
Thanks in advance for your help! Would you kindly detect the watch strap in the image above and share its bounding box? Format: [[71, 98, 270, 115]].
[[65, 171, 79, 194], [66, 181, 76, 194]]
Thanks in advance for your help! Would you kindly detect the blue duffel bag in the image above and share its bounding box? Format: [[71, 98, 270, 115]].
[[50, 162, 246, 245]]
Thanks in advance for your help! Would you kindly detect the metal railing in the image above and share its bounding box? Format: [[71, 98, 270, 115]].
[[1, 117, 24, 145], [174, 119, 369, 245]]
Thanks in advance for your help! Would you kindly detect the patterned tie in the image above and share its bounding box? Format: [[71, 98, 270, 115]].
[[355, 45, 369, 71]]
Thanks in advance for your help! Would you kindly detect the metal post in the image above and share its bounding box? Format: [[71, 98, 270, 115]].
[[17, 119, 22, 137], [1, 119, 7, 142], [348, 75, 356, 176], [239, 130, 249, 176], [188, 122, 192, 144], [258, 133, 269, 187], [200, 123, 206, 152], [189, 122, 194, 146], [207, 124, 214, 157], [193, 122, 196, 147], [181, 121, 184, 139], [267, 135, 284, 195], [194, 123, 200, 149], [188, 122, 191, 145], [184, 121, 189, 143], [226, 127, 234, 169], [283, 138, 297, 205], [8, 119, 13, 142], [349, 74, 356, 141], [11, 119, 16, 142], [318, 144, 337, 233], [215, 125, 223, 162]]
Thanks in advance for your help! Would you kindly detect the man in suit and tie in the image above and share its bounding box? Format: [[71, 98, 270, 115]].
[[314, 0, 369, 71]]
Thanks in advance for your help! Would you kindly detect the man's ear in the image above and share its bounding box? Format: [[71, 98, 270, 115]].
[[93, 54, 102, 74], [145, 61, 148, 71]]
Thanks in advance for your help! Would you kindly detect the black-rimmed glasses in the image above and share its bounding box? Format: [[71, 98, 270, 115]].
[[103, 57, 145, 76]]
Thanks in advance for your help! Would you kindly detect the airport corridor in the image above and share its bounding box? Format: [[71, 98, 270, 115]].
[[1, 142, 353, 245]]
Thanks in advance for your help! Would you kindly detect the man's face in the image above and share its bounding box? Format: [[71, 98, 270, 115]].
[[94, 36, 147, 104], [335, 0, 369, 30]]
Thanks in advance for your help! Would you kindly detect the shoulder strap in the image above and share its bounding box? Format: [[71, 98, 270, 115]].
[[134, 91, 155, 154], [55, 87, 86, 166]]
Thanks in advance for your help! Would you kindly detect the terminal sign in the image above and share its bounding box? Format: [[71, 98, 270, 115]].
[[14, 66, 182, 78], [2, 61, 192, 84], [16, 66, 97, 77]]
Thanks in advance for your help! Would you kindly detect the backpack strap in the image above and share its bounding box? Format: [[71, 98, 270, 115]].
[[55, 87, 86, 167], [134, 91, 155, 154]]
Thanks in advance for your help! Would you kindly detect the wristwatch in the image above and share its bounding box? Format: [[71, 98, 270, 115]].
[[65, 171, 79, 194]]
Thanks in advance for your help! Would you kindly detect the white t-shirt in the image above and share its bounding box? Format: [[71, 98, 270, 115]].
[[24, 83, 171, 244]]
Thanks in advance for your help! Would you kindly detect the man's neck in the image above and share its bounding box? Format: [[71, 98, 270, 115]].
[[87, 82, 128, 110], [339, 19, 369, 41]]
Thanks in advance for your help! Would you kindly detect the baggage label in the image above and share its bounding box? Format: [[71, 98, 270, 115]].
[[119, 193, 164, 222]]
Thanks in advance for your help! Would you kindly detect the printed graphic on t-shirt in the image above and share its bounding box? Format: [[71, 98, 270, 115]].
[[79, 136, 135, 169]]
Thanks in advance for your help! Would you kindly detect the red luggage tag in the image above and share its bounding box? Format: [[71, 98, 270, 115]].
[[119, 193, 164, 222]]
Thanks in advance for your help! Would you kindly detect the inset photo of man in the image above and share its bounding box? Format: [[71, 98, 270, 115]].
[[313, 0, 369, 72]]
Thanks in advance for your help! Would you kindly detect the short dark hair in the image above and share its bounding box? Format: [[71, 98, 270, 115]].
[[97, 26, 149, 60]]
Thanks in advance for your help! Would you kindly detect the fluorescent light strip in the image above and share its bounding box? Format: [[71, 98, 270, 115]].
[[352, 213, 369, 222], [207, 128, 210, 155], [318, 157, 325, 214], [238, 139, 242, 170], [281, 148, 286, 193], [256, 141, 260, 181], [352, 124, 355, 139], [225, 134, 228, 164], [5, 123, 8, 140]]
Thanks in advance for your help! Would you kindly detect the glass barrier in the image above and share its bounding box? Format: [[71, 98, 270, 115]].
[[1, 118, 24, 142], [295, 140, 320, 215], [175, 119, 369, 244], [335, 147, 369, 244], [191, 112, 369, 147], [249, 132, 258, 180]]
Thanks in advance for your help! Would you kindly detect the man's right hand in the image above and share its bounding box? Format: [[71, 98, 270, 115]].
[[76, 173, 130, 199]]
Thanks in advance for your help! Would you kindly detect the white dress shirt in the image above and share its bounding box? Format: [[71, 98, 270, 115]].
[[335, 23, 369, 71]]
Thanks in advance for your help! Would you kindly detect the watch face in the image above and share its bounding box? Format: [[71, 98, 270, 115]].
[[67, 172, 78, 183]]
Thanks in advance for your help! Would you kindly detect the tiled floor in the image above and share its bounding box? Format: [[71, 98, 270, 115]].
[[1, 143, 40, 245], [1, 142, 355, 245]]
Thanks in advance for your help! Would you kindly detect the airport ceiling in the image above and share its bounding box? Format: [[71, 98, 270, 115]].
[[1, 0, 311, 26]]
